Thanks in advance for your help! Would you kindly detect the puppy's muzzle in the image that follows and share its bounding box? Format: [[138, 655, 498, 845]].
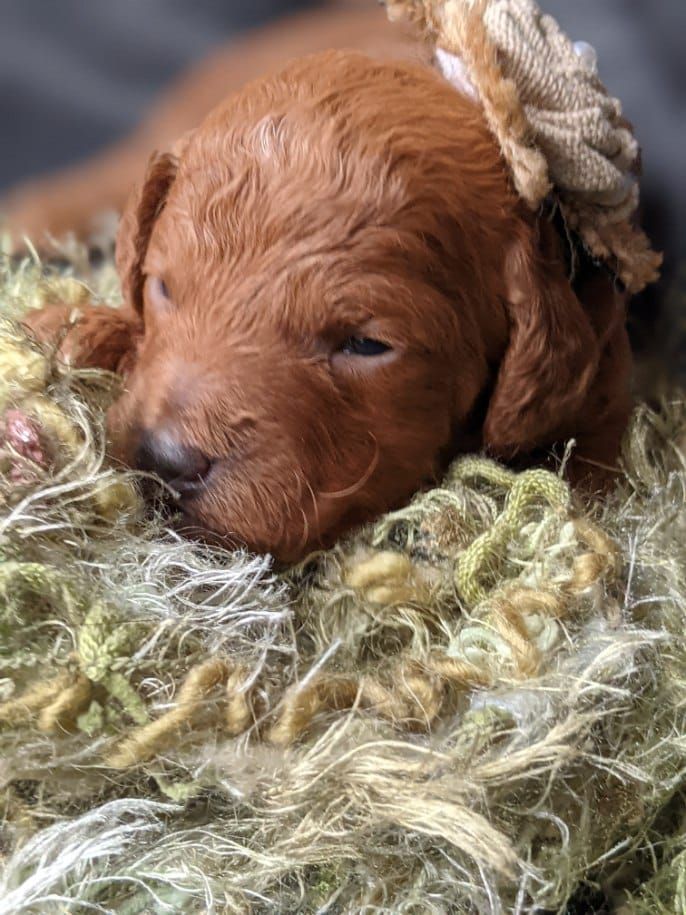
[[134, 429, 212, 495]]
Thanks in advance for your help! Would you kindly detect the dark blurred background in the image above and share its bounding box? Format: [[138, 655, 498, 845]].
[[1, 0, 684, 372], [0, 0, 311, 187]]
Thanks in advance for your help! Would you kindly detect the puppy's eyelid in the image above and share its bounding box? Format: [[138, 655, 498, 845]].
[[145, 274, 174, 310]]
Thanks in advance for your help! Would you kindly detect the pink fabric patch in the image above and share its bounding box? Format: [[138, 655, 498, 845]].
[[3, 409, 47, 483]]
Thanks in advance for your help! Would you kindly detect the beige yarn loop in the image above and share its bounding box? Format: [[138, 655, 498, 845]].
[[385, 0, 662, 292]]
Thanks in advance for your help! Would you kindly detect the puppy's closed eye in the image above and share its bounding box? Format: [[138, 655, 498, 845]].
[[338, 336, 391, 356], [145, 275, 174, 313], [331, 334, 396, 372]]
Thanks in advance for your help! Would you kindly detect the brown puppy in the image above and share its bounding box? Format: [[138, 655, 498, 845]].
[[22, 50, 631, 562]]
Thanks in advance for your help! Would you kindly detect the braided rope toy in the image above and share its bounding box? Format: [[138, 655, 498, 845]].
[[385, 0, 662, 293]]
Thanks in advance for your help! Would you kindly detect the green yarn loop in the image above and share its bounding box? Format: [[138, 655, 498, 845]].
[[452, 461, 570, 606]]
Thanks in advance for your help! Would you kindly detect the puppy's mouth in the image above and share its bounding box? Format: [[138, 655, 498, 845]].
[[135, 458, 219, 520], [169, 460, 218, 500], [135, 473, 238, 553], [162, 471, 250, 554], [161, 459, 254, 549]]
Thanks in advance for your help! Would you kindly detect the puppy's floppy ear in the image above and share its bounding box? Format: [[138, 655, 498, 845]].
[[483, 217, 601, 456], [115, 150, 178, 312], [116, 130, 194, 311]]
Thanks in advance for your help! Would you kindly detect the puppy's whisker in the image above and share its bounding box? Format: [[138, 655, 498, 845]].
[[301, 475, 320, 552], [319, 436, 379, 500], [297, 505, 310, 556]]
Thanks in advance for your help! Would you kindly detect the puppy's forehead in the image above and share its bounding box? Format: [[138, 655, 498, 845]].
[[167, 54, 484, 252], [176, 49, 487, 202], [147, 50, 509, 334]]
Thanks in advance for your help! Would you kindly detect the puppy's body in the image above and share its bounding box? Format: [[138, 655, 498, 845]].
[[17, 23, 632, 560], [2, 3, 417, 244]]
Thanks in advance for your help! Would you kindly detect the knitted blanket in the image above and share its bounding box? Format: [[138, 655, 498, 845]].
[[0, 246, 685, 913]]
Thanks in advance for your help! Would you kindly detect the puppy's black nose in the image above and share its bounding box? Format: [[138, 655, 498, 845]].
[[134, 430, 211, 493]]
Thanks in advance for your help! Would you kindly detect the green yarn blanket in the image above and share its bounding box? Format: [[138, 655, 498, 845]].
[[1, 248, 686, 913]]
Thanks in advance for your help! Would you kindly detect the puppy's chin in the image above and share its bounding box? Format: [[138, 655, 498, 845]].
[[172, 516, 303, 566], [172, 482, 361, 564], [169, 489, 300, 564], [172, 511, 243, 553]]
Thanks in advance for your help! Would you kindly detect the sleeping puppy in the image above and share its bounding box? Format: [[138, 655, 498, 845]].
[[21, 50, 631, 561]]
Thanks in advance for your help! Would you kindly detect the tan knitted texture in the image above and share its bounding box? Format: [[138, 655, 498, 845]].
[[385, 0, 662, 293]]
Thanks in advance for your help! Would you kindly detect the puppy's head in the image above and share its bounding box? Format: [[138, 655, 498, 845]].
[[110, 51, 607, 561]]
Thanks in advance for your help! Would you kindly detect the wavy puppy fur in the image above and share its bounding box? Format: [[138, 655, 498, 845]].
[[24, 51, 632, 560]]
